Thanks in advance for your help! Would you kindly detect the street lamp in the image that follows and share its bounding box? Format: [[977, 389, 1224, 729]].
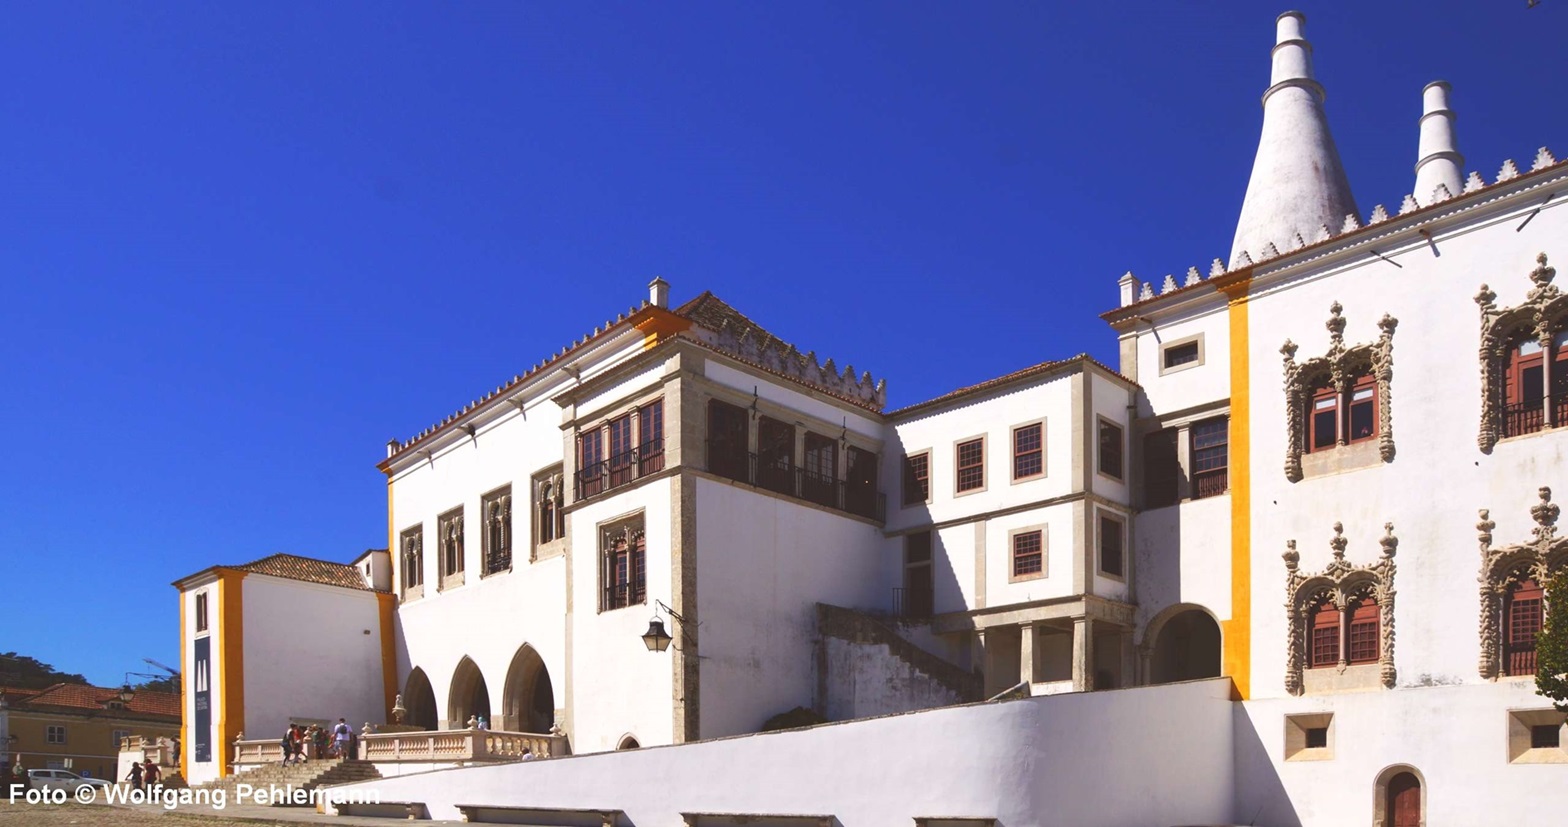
[[640, 599, 695, 653]]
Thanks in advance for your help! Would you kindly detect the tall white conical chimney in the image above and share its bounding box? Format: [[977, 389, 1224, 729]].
[[1230, 11, 1358, 267], [1414, 81, 1463, 205]]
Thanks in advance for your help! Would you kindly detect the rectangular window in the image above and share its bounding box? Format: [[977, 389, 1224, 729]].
[[1163, 341, 1200, 370], [1098, 420, 1124, 480], [601, 518, 646, 611], [112, 729, 130, 749], [482, 486, 512, 575], [607, 413, 635, 489], [1310, 388, 1338, 451], [1098, 514, 1124, 577], [1190, 417, 1229, 499], [1347, 601, 1379, 664], [1310, 601, 1339, 668], [1012, 423, 1044, 481], [46, 726, 66, 745], [1143, 429, 1179, 508], [845, 446, 879, 519], [1508, 588, 1544, 677], [901, 531, 933, 618], [1533, 724, 1562, 750], [1347, 376, 1377, 443], [1305, 727, 1328, 750], [1012, 530, 1044, 578], [956, 438, 985, 493], [400, 525, 424, 595], [802, 432, 838, 507], [195, 592, 209, 633], [638, 400, 665, 476], [534, 467, 564, 547], [707, 399, 749, 482], [438, 507, 465, 581], [757, 416, 796, 496], [902, 452, 930, 506], [578, 429, 605, 498]]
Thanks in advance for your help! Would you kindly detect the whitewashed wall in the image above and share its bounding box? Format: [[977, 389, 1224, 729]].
[[1128, 299, 1231, 415], [239, 575, 386, 741], [179, 580, 221, 787], [328, 678, 1237, 826], [1133, 495, 1233, 633], [694, 477, 884, 738]]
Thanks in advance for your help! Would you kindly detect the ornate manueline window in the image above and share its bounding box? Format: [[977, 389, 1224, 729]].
[[1281, 303, 1397, 481], [400, 524, 424, 600], [482, 486, 512, 575], [438, 507, 464, 589], [1476, 253, 1568, 450], [601, 516, 646, 612], [1282, 522, 1398, 695], [1477, 486, 1566, 679], [533, 466, 564, 555]]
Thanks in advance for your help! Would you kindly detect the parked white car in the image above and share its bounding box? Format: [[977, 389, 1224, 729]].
[[27, 769, 111, 792]]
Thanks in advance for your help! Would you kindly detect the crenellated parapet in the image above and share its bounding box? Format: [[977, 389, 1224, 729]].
[[708, 318, 887, 410]]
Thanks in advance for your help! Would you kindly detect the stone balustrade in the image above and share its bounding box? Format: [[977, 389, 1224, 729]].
[[233, 728, 564, 767]]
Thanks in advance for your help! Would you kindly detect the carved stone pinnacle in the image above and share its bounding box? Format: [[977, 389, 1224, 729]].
[[1330, 522, 1347, 558], [1283, 540, 1299, 571]]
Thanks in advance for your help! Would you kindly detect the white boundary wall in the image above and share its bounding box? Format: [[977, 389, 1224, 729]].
[[327, 678, 1236, 826]]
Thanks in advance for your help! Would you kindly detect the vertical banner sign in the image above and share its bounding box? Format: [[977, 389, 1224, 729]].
[[194, 636, 212, 762]]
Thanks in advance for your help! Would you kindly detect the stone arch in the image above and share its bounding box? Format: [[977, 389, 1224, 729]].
[[446, 656, 491, 730], [1372, 763, 1426, 827], [402, 668, 438, 731], [616, 734, 640, 750], [1145, 604, 1222, 685], [500, 644, 556, 733]]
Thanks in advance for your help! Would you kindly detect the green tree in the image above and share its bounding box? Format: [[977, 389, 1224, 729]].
[[135, 675, 181, 694], [0, 652, 88, 689], [1537, 568, 1568, 713]]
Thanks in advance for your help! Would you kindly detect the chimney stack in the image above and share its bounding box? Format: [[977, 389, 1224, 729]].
[[649, 277, 670, 309], [1414, 81, 1463, 205]]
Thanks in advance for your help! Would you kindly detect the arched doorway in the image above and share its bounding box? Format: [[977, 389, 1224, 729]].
[[403, 668, 438, 731], [447, 657, 491, 729], [1148, 606, 1222, 684], [501, 645, 556, 733], [1373, 765, 1425, 827], [617, 735, 640, 750]]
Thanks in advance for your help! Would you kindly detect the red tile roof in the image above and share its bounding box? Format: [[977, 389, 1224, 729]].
[[231, 553, 375, 592], [675, 291, 793, 352], [3, 683, 180, 722]]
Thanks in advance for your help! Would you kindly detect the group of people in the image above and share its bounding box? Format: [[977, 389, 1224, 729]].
[[124, 761, 162, 790], [281, 718, 355, 764]]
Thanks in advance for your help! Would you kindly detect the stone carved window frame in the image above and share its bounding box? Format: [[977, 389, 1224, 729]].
[[1281, 302, 1398, 482], [1282, 522, 1399, 696], [1475, 253, 1568, 452], [1476, 486, 1567, 680], [400, 523, 424, 602], [481, 484, 512, 577]]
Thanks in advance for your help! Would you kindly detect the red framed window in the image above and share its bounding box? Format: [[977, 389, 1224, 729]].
[[578, 429, 604, 498], [1554, 331, 1568, 425], [1098, 420, 1124, 479], [1346, 375, 1377, 443], [607, 413, 634, 487], [602, 527, 646, 611], [956, 438, 985, 493], [707, 399, 749, 482], [1308, 385, 1337, 451], [903, 452, 930, 505], [1505, 578, 1544, 677], [638, 400, 665, 475], [1012, 530, 1043, 577], [1505, 337, 1546, 437], [1309, 596, 1340, 668], [1013, 423, 1043, 480], [1190, 417, 1228, 499], [1347, 597, 1379, 664]]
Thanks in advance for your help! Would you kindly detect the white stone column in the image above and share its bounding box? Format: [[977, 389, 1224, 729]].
[[1072, 617, 1096, 692], [1019, 623, 1036, 686]]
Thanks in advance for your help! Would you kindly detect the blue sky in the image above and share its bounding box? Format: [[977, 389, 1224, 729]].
[[2, 2, 1563, 688]]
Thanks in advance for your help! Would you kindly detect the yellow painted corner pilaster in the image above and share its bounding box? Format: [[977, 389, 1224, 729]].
[[377, 592, 398, 721], [215, 569, 247, 778], [1221, 276, 1253, 700]]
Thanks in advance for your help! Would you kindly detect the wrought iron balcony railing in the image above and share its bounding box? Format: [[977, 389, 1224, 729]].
[[706, 439, 885, 522]]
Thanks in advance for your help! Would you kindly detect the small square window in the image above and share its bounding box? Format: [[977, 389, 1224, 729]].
[[1164, 341, 1200, 369], [46, 725, 66, 745], [1507, 709, 1566, 763], [1011, 530, 1045, 579], [1305, 727, 1328, 749], [1533, 724, 1561, 750], [956, 438, 985, 493], [1284, 712, 1333, 761]]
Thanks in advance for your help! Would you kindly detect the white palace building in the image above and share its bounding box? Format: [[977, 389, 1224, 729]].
[[172, 12, 1567, 827]]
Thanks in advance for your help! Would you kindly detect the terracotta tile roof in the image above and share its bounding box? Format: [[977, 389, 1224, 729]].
[[675, 291, 793, 352], [231, 553, 374, 592], [888, 354, 1133, 418], [4, 683, 180, 722]]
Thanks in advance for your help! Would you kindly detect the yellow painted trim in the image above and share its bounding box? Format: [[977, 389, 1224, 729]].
[[634, 308, 692, 350], [216, 570, 247, 778], [1221, 277, 1252, 700], [178, 594, 189, 780], [387, 479, 395, 574], [377, 592, 398, 720]]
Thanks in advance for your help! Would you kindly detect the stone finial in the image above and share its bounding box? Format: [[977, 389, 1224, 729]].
[[1429, 183, 1453, 204], [1341, 212, 1361, 233], [1532, 147, 1557, 171], [235, 732, 244, 743], [1162, 274, 1178, 293], [392, 694, 407, 724], [1529, 252, 1556, 294], [1498, 159, 1520, 182], [1463, 171, 1485, 193], [1139, 282, 1154, 300], [1369, 205, 1389, 224], [1210, 258, 1227, 277], [1477, 508, 1495, 550], [1532, 486, 1559, 542], [1474, 283, 1497, 312], [1325, 302, 1346, 343], [1330, 522, 1348, 559], [1378, 313, 1399, 337], [1118, 271, 1138, 307], [1185, 267, 1202, 286], [1281, 339, 1298, 360], [362, 722, 375, 736], [1379, 523, 1398, 559], [1398, 193, 1420, 214], [1283, 539, 1300, 571]]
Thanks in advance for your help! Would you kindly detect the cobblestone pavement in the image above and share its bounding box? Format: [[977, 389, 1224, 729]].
[[0, 800, 463, 826]]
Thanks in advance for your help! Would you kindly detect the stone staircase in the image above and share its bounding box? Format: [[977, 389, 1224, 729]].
[[193, 758, 382, 806]]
